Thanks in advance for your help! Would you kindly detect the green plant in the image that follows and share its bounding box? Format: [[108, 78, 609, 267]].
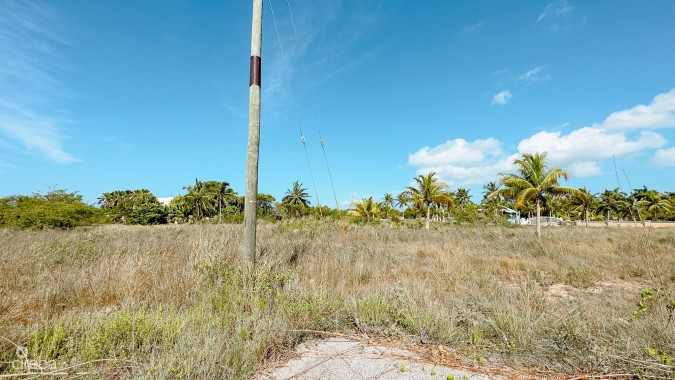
[[633, 288, 675, 327]]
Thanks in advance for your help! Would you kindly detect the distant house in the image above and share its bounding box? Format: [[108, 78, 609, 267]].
[[500, 207, 519, 224], [157, 197, 174, 206]]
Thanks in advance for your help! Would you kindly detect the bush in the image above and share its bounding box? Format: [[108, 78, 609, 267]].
[[0, 190, 103, 229]]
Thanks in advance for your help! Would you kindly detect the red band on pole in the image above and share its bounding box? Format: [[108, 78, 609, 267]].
[[250, 56, 261, 86]]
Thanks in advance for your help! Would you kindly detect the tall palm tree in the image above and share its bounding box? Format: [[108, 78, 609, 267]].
[[381, 193, 394, 218], [482, 181, 499, 202], [490, 152, 576, 237], [569, 187, 595, 226], [637, 191, 673, 221], [349, 197, 380, 224], [184, 178, 213, 220], [455, 188, 471, 209], [396, 192, 409, 219], [282, 181, 311, 207], [404, 172, 453, 230], [205, 181, 234, 217]]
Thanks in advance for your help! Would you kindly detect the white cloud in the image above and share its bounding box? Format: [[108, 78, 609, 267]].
[[518, 66, 549, 84], [418, 158, 516, 188], [408, 138, 517, 187], [568, 161, 602, 177], [491, 90, 512, 106], [595, 88, 675, 131], [409, 138, 504, 167], [537, 1, 573, 23], [653, 147, 675, 168], [409, 87, 675, 186], [517, 128, 665, 164]]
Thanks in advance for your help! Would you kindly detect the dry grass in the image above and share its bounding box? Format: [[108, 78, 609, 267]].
[[1, 221, 674, 379]]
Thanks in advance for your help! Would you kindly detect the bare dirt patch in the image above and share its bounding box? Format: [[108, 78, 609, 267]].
[[545, 280, 644, 301]]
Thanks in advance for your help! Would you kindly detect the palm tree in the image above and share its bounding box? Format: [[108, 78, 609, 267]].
[[204, 181, 234, 217], [349, 197, 380, 224], [490, 152, 576, 237], [596, 188, 628, 224], [282, 181, 311, 207], [482, 181, 499, 203], [396, 192, 409, 219], [184, 178, 213, 220], [455, 188, 471, 209], [569, 187, 595, 226], [404, 172, 453, 230], [98, 192, 116, 209], [637, 191, 673, 221], [381, 193, 394, 218]]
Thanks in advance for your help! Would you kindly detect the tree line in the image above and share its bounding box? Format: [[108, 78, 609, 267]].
[[0, 152, 673, 230]]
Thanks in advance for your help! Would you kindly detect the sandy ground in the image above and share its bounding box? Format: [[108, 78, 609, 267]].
[[258, 338, 509, 380], [581, 221, 675, 228]]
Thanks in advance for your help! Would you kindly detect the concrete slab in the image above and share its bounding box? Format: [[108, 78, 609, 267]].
[[258, 338, 505, 380]]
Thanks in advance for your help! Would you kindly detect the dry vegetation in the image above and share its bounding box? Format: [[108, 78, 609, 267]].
[[1, 221, 674, 379]]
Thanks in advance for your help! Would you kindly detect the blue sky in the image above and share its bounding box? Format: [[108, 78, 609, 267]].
[[1, 0, 674, 206]]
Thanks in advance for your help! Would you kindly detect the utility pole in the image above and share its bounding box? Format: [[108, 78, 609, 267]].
[[243, 0, 262, 264]]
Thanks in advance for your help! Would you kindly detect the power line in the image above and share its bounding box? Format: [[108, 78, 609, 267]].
[[266, 0, 321, 210], [284, 0, 341, 213]]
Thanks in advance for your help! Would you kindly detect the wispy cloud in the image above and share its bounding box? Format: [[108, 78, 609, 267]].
[[461, 22, 485, 35], [0, 0, 77, 163], [312, 48, 381, 87], [491, 90, 512, 106], [410, 88, 675, 185], [262, 0, 390, 105], [536, 0, 582, 32], [537, 0, 573, 23], [518, 66, 549, 84], [0, 100, 78, 163]]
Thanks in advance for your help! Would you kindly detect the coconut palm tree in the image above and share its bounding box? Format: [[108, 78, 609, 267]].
[[482, 181, 499, 202], [596, 188, 628, 224], [381, 193, 395, 218], [184, 178, 213, 220], [349, 197, 380, 224], [282, 181, 311, 207], [203, 181, 235, 217], [404, 172, 453, 230], [455, 188, 471, 209], [396, 192, 410, 219], [637, 191, 673, 220], [490, 152, 576, 237], [569, 187, 595, 226]]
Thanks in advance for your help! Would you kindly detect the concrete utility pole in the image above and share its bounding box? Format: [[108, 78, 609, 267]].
[[243, 0, 262, 264]]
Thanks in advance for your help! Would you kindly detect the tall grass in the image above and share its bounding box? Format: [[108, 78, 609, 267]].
[[1, 222, 674, 378]]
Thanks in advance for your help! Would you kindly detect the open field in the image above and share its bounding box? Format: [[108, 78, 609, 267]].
[[1, 222, 674, 379]]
